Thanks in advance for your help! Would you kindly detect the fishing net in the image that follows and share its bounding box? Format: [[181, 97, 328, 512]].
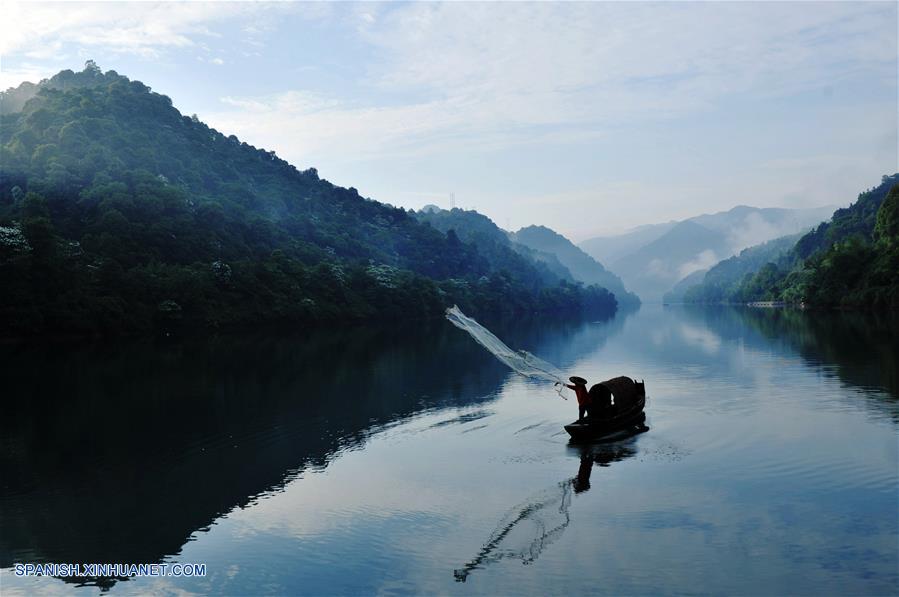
[[445, 305, 568, 399]]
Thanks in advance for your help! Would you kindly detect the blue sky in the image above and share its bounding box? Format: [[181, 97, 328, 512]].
[[1, 1, 896, 240]]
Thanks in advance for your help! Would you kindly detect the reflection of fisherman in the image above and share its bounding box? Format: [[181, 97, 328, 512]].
[[556, 376, 591, 421], [571, 432, 649, 494], [455, 426, 650, 583], [573, 455, 592, 493]]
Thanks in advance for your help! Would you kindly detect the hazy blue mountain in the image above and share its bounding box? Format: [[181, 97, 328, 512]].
[[578, 221, 676, 266], [412, 207, 574, 286], [698, 174, 899, 308], [662, 268, 709, 304], [512, 225, 640, 305], [678, 233, 802, 303], [510, 244, 578, 286], [689, 205, 836, 247], [579, 204, 837, 301], [612, 220, 729, 301]]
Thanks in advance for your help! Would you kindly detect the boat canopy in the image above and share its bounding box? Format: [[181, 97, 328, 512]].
[[592, 376, 644, 410]]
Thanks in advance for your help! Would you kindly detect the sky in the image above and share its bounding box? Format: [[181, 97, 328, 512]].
[[1, 1, 896, 241]]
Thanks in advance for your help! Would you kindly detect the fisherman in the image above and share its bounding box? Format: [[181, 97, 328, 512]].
[[556, 376, 592, 421]]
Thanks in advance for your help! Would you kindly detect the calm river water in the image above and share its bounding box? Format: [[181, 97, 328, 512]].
[[1, 305, 897, 595]]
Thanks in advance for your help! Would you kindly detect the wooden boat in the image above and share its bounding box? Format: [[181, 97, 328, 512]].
[[564, 377, 647, 441]]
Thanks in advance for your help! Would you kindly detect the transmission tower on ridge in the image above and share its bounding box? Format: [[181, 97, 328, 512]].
[[450, 192, 456, 210]]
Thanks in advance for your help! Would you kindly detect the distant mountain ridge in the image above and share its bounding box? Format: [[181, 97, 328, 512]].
[[413, 208, 638, 305], [612, 220, 729, 301], [579, 204, 837, 301], [679, 174, 899, 308], [671, 233, 802, 303], [512, 225, 640, 306], [412, 207, 572, 286], [579, 221, 677, 266]]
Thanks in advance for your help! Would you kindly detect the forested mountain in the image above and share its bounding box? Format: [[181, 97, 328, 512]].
[[682, 175, 899, 308], [412, 207, 572, 286], [676, 233, 801, 303], [0, 63, 616, 336], [512, 225, 639, 306], [579, 204, 836, 301], [791, 176, 895, 262], [1, 62, 117, 113], [0, 81, 41, 115]]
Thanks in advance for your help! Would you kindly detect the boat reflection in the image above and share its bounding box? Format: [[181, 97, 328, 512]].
[[570, 423, 649, 493], [453, 425, 649, 582]]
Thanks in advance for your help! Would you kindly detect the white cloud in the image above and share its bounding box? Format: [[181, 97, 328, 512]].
[[678, 250, 722, 280], [0, 64, 55, 91], [2, 1, 894, 237], [208, 92, 472, 163], [0, 2, 288, 58], [360, 2, 895, 118], [678, 322, 722, 355], [201, 2, 895, 168], [6, 2, 894, 161]]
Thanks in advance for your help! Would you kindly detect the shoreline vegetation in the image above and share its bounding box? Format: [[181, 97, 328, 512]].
[[674, 175, 899, 310], [0, 64, 618, 338], [2, 63, 894, 339]]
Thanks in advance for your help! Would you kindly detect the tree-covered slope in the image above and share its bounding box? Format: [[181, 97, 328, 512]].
[[683, 175, 899, 308], [679, 233, 801, 303], [413, 207, 568, 288], [512, 225, 640, 305], [792, 176, 896, 262], [0, 64, 616, 335], [793, 180, 899, 308]]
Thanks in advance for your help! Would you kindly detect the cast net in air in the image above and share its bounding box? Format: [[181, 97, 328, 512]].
[[445, 305, 568, 399]]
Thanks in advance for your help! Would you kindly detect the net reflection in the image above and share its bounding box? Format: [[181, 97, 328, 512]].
[[454, 425, 649, 582]]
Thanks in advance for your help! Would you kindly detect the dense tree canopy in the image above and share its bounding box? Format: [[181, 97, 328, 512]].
[[679, 234, 800, 303], [681, 175, 899, 309], [0, 64, 617, 336]]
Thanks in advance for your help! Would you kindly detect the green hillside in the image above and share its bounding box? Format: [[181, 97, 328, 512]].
[[413, 207, 570, 287], [683, 175, 899, 308], [679, 233, 801, 303], [0, 63, 616, 336], [512, 225, 640, 306]]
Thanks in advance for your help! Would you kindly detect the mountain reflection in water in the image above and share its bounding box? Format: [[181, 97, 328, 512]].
[[0, 311, 623, 588], [0, 304, 895, 595], [1, 327, 496, 585]]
